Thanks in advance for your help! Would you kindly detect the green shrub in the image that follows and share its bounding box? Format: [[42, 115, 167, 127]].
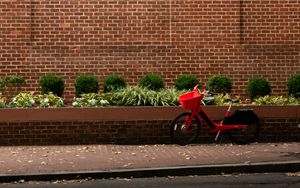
[[104, 75, 127, 93], [3, 76, 26, 86], [0, 75, 26, 91], [206, 75, 232, 94], [174, 74, 200, 91], [247, 77, 271, 100], [139, 73, 164, 91], [39, 73, 64, 97], [75, 75, 99, 97], [287, 74, 300, 98], [0, 80, 4, 90]]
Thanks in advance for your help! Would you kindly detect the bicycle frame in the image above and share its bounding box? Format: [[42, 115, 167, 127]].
[[184, 102, 248, 133], [173, 84, 260, 145]]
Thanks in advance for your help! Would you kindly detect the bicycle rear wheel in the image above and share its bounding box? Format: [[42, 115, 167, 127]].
[[223, 109, 260, 145], [170, 112, 201, 145]]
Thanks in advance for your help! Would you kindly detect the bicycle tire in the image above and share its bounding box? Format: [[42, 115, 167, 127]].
[[170, 112, 201, 145], [223, 109, 260, 145]]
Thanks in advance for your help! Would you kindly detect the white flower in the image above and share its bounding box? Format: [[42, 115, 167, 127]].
[[58, 98, 63, 104], [72, 101, 79, 107], [30, 98, 35, 104], [88, 99, 97, 105], [41, 98, 49, 104], [100, 100, 109, 106]]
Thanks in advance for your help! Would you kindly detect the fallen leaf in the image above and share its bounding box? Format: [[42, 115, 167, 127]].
[[123, 163, 133, 167], [286, 172, 300, 177], [117, 178, 131, 182]]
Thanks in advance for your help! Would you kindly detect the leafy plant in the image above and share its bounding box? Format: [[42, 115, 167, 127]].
[[72, 93, 109, 107], [252, 95, 300, 105], [75, 75, 99, 97], [35, 92, 64, 108], [206, 75, 232, 94], [287, 74, 300, 98], [213, 94, 232, 105], [109, 87, 182, 106], [174, 74, 200, 91], [104, 75, 127, 93], [0, 93, 6, 108], [9, 92, 35, 108], [139, 73, 164, 91], [109, 87, 153, 106], [157, 89, 183, 106], [0, 101, 5, 108], [247, 77, 271, 100], [39, 73, 64, 97], [202, 93, 241, 106]]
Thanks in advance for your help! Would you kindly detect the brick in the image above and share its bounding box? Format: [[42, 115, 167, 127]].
[[0, 0, 299, 100]]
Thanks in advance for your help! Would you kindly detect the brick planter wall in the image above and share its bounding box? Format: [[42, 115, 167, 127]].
[[0, 106, 299, 145], [1, 1, 300, 100]]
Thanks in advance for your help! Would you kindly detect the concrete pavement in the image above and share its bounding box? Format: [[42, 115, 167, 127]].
[[0, 143, 299, 182]]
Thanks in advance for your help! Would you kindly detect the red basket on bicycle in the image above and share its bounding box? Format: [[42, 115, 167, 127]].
[[179, 91, 204, 111]]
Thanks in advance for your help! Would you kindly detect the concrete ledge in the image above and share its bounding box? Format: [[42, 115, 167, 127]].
[[0, 105, 299, 122]]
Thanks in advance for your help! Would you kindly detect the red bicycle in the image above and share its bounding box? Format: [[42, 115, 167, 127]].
[[170, 85, 260, 145]]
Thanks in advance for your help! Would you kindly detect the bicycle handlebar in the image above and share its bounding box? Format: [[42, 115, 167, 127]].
[[193, 84, 207, 95], [193, 84, 199, 91]]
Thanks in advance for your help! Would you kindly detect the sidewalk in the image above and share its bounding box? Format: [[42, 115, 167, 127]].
[[0, 142, 299, 182]]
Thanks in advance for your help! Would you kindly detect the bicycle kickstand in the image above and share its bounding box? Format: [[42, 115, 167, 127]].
[[215, 131, 221, 141], [215, 104, 232, 141]]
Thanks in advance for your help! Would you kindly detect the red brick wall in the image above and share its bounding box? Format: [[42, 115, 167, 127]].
[[0, 119, 299, 146], [0, 0, 300, 100], [0, 0, 30, 76]]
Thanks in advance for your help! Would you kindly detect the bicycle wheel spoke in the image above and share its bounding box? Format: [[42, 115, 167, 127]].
[[170, 112, 200, 145], [173, 124, 177, 131]]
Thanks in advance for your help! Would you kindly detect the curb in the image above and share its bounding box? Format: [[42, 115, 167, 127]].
[[0, 161, 299, 183]]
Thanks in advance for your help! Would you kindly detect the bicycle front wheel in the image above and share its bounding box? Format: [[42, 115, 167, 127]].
[[170, 112, 201, 145], [224, 109, 260, 145]]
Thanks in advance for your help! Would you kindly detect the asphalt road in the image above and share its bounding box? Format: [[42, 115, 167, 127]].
[[1, 173, 300, 188]]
